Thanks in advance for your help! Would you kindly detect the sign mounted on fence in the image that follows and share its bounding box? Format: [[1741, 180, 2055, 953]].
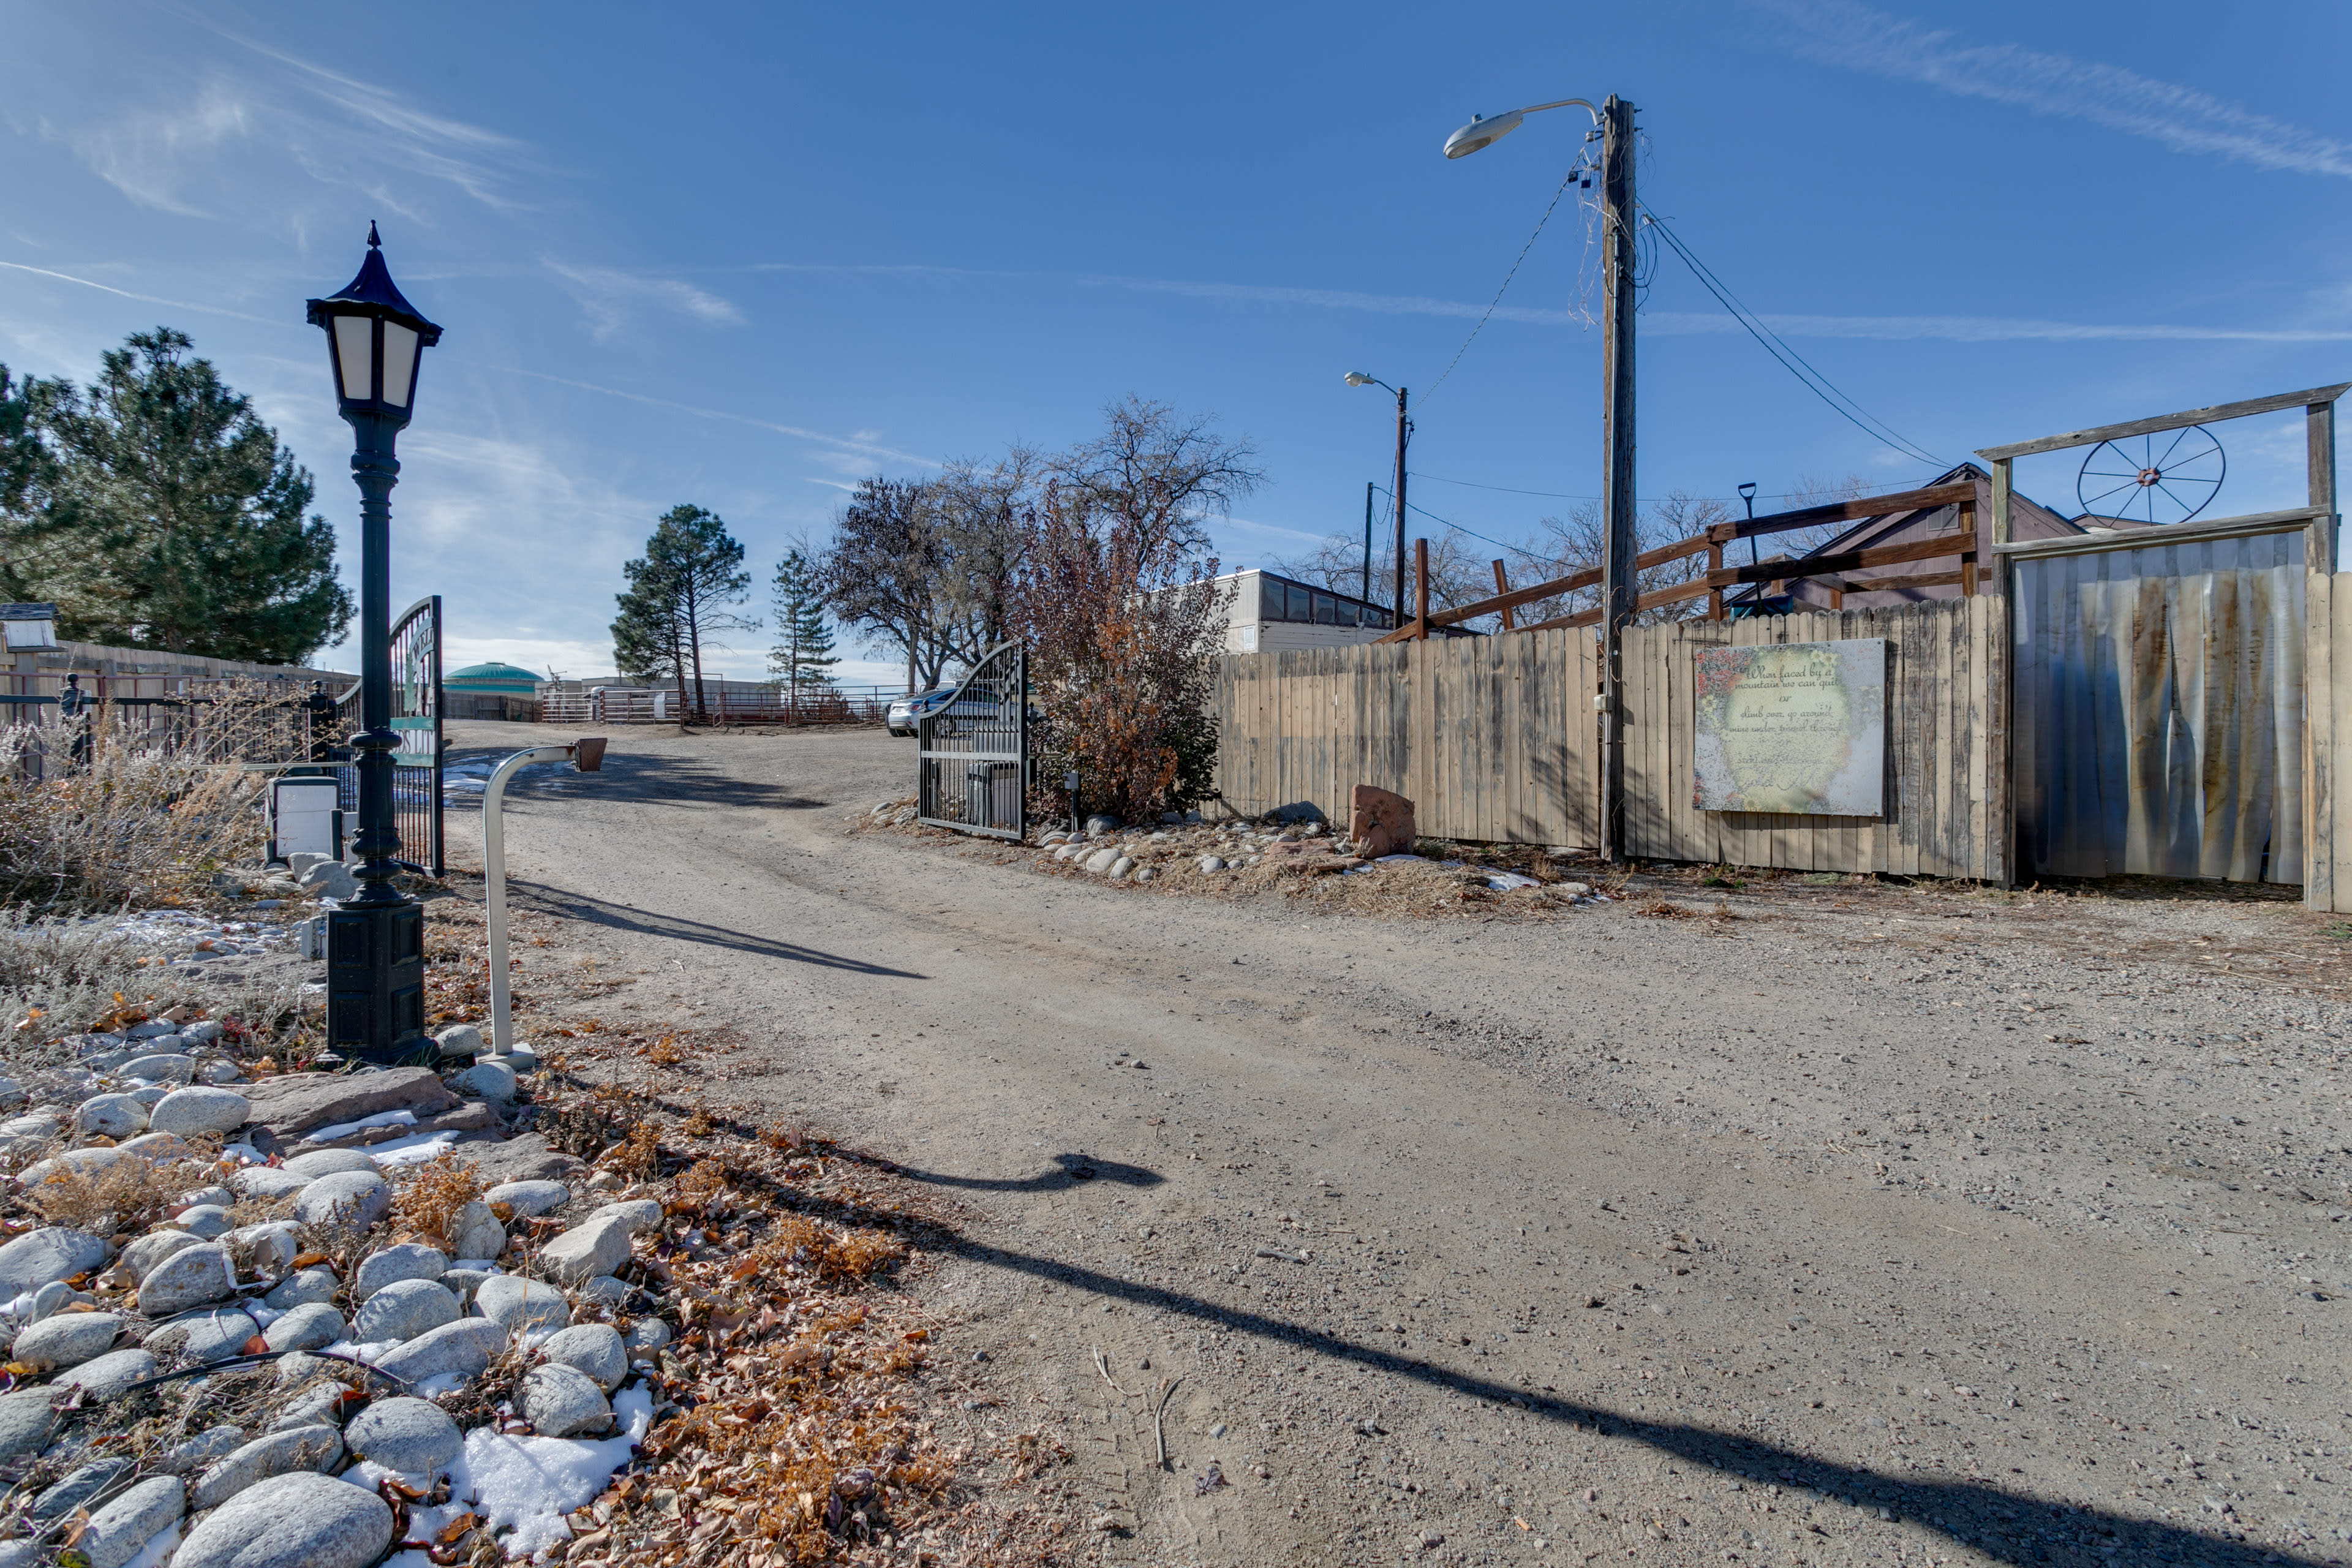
[[1692, 639, 1885, 816]]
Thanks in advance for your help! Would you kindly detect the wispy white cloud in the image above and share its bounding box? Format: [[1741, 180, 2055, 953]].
[[0, 260, 282, 325], [545, 261, 744, 341], [1751, 0, 2352, 178], [60, 84, 251, 217], [497, 368, 938, 469], [1087, 271, 2352, 342]]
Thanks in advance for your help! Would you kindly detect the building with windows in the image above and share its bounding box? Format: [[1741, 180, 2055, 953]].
[[1202, 569, 1398, 654]]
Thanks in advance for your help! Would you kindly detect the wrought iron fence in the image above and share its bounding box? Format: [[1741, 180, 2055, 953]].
[[328, 594, 445, 876], [916, 642, 1027, 840]]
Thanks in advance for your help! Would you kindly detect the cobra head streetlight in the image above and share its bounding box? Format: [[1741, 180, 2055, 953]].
[[1441, 93, 1638, 864]]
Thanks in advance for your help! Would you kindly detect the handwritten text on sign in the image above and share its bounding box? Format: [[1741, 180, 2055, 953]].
[[1692, 639, 1886, 815]]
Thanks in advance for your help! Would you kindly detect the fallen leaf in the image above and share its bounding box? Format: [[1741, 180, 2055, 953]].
[[435, 1512, 481, 1544]]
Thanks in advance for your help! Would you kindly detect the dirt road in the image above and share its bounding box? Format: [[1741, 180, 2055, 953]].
[[451, 720, 2350, 1568]]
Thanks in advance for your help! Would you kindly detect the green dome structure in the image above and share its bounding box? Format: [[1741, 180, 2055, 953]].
[[444, 661, 541, 721]]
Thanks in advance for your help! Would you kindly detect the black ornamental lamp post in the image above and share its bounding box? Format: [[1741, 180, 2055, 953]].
[[306, 223, 442, 1064]]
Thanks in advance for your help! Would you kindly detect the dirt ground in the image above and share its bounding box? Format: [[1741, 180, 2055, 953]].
[[445, 719, 2351, 1568]]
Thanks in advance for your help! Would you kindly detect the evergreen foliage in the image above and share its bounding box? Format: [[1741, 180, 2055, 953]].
[[25, 330, 351, 663], [767, 547, 839, 692], [611, 504, 755, 722]]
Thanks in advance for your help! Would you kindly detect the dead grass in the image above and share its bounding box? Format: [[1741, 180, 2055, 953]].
[[391, 1153, 488, 1251], [20, 1153, 205, 1236]]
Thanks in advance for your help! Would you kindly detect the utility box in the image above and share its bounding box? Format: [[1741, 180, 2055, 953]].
[[268, 776, 342, 864]]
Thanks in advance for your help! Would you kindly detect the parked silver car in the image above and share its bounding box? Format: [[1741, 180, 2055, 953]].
[[886, 687, 954, 737]]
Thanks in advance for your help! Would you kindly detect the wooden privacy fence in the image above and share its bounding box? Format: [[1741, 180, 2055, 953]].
[[1216, 628, 1597, 846], [1620, 598, 2007, 880], [1215, 598, 2003, 878]]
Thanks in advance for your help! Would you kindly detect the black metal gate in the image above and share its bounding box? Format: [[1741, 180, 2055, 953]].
[[330, 594, 445, 875], [917, 641, 1026, 840]]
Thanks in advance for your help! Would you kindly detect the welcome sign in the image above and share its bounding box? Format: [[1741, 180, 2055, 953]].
[[1692, 639, 1886, 816]]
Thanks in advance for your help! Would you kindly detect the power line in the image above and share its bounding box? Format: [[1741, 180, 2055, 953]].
[[1411, 470, 1935, 507], [1420, 163, 1589, 404], [1639, 209, 1946, 470], [1372, 486, 1525, 555]]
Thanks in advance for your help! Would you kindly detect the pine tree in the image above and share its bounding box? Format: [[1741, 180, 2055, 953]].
[[36, 329, 351, 663], [768, 548, 839, 706], [609, 505, 754, 723]]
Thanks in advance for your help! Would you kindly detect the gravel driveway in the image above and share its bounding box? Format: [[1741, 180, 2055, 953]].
[[450, 720, 2352, 1567]]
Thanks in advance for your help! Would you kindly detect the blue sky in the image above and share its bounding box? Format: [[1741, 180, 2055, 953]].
[[3, 1, 2346, 685]]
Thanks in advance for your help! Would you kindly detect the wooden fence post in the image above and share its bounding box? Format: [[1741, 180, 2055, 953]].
[[1492, 560, 1517, 631], [1708, 543, 1724, 620], [1415, 538, 1430, 639]]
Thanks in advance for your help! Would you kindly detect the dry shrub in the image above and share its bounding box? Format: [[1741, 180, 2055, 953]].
[[601, 1121, 662, 1180], [0, 687, 285, 913], [1632, 894, 1698, 920], [392, 1153, 486, 1248], [735, 1213, 904, 1286], [23, 1157, 190, 1235], [643, 1035, 688, 1068]]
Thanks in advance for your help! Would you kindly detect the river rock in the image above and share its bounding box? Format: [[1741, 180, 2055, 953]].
[[77, 1474, 182, 1568], [352, 1243, 447, 1301], [267, 1381, 349, 1433], [473, 1275, 569, 1334], [447, 1201, 506, 1262], [281, 1148, 381, 1179], [173, 1470, 393, 1568], [160, 1425, 247, 1473], [226, 1221, 300, 1277], [20, 1279, 74, 1324], [189, 1425, 344, 1512], [434, 1024, 483, 1059], [538, 1322, 627, 1392], [138, 1243, 236, 1315], [536, 1216, 633, 1286], [175, 1204, 233, 1240], [370, 1317, 506, 1384], [145, 1311, 261, 1363], [518, 1362, 611, 1437], [351, 1279, 458, 1344], [31, 1457, 130, 1524], [262, 1265, 340, 1309], [148, 1087, 251, 1137], [58, 1348, 157, 1399], [1084, 847, 1120, 875], [453, 1060, 515, 1102], [179, 1183, 233, 1209], [181, 1021, 222, 1046], [263, 1302, 344, 1354], [575, 1275, 631, 1308], [113, 1131, 195, 1163], [0, 1387, 58, 1457], [73, 1093, 148, 1139], [232, 1166, 311, 1200], [483, 1178, 568, 1216], [292, 1171, 390, 1228], [12, 1310, 122, 1370], [444, 1133, 582, 1185], [17, 1147, 128, 1185], [239, 1068, 454, 1142], [118, 1054, 197, 1084], [0, 1227, 110, 1295], [625, 1317, 671, 1353], [342, 1396, 461, 1476]]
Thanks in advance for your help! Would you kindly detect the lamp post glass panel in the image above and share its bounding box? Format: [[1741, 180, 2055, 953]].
[[306, 224, 443, 1063]]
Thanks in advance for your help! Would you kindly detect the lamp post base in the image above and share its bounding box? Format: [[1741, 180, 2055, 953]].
[[326, 898, 428, 1064]]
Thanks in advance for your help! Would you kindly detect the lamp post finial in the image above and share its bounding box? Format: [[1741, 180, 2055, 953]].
[[366, 220, 382, 249]]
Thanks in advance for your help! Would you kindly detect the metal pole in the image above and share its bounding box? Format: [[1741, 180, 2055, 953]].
[[1362, 481, 1376, 626], [325, 412, 425, 1063], [1392, 388, 1412, 625], [482, 744, 580, 1055], [1597, 94, 1638, 866]]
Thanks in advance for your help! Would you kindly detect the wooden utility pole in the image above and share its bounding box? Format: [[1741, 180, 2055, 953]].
[[1599, 94, 1638, 865], [1362, 481, 1377, 625], [1392, 387, 1412, 624]]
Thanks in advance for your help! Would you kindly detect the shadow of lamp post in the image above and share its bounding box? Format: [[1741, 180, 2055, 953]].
[[306, 223, 442, 1063], [484, 738, 608, 1057]]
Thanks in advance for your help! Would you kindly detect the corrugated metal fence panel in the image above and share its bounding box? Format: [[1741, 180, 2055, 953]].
[[2013, 529, 2304, 883], [1619, 598, 2002, 879], [1213, 631, 1597, 845]]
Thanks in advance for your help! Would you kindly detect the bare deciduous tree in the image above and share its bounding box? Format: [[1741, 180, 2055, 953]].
[[1054, 396, 1264, 562]]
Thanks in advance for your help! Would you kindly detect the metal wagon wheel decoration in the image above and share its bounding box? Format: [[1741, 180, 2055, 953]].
[[2076, 423, 2225, 526]]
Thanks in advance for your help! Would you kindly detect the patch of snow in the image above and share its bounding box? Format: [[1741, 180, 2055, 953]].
[[121, 1519, 181, 1568], [411, 1371, 467, 1398], [364, 1131, 462, 1167], [303, 1109, 418, 1143], [350, 1385, 653, 1561], [1486, 872, 1541, 891]]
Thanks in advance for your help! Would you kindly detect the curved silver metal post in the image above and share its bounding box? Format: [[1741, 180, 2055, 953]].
[[484, 745, 575, 1054], [1513, 97, 1602, 123]]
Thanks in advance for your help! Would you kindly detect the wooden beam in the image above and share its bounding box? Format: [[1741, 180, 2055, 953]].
[[1958, 500, 1977, 597], [1491, 560, 1517, 631], [1702, 483, 1975, 546], [2312, 399, 2339, 571], [1710, 530, 1970, 587], [1975, 382, 2352, 461], [1706, 541, 1724, 622], [1413, 537, 1429, 640]]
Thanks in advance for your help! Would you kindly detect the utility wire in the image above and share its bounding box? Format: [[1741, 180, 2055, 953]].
[[1639, 208, 1945, 470], [1372, 486, 1525, 555], [1420, 164, 1587, 405]]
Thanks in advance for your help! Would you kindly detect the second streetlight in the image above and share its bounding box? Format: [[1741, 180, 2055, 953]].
[[1343, 371, 1411, 628]]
